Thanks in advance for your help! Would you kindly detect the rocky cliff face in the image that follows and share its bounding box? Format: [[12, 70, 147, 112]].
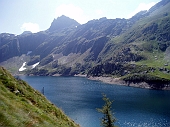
[[48, 15, 80, 32], [0, 0, 170, 86], [0, 32, 47, 62]]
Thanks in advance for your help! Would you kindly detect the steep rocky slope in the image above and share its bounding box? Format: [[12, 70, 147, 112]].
[[0, 0, 170, 89]]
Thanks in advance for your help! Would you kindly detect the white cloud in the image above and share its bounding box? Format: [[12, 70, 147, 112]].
[[20, 22, 40, 33], [55, 4, 88, 24], [127, 2, 157, 18]]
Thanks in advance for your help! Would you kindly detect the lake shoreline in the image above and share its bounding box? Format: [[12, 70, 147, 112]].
[[88, 76, 152, 89], [16, 73, 170, 90], [74, 75, 170, 90]]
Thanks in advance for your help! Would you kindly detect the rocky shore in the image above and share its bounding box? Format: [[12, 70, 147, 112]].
[[18, 72, 170, 90], [87, 76, 170, 90]]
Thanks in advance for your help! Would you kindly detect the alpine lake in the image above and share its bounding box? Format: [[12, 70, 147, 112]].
[[19, 76, 170, 127]]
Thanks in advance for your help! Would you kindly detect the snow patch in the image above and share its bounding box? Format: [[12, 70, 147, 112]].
[[32, 62, 39, 69], [19, 62, 27, 71]]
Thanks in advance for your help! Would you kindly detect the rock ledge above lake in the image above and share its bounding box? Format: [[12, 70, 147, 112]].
[[88, 76, 170, 90]]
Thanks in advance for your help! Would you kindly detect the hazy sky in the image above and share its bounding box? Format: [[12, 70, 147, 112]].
[[0, 0, 160, 35]]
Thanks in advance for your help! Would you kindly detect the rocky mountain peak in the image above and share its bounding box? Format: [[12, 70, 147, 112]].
[[21, 31, 32, 35], [48, 15, 80, 32]]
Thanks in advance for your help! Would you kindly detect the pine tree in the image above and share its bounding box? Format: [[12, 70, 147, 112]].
[[97, 94, 116, 127]]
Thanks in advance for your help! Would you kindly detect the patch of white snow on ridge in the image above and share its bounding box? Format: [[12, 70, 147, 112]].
[[19, 62, 27, 71], [32, 62, 39, 69]]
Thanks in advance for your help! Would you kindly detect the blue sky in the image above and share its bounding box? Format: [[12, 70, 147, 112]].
[[0, 0, 160, 35]]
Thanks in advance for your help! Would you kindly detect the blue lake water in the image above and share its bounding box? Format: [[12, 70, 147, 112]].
[[19, 76, 170, 127]]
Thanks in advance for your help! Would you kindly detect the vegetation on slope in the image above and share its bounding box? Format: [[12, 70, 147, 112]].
[[1, 1, 170, 90], [87, 62, 170, 89], [0, 66, 79, 127]]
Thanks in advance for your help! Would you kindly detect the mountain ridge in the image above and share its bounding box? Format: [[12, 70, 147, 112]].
[[48, 15, 80, 32], [0, 0, 170, 90]]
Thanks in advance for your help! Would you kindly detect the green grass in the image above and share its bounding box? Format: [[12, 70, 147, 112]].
[[0, 66, 79, 127], [133, 49, 170, 80], [136, 50, 170, 68], [149, 69, 170, 79]]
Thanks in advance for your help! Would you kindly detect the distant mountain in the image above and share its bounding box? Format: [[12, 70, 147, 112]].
[[48, 15, 80, 32], [21, 31, 32, 35], [0, 0, 170, 89]]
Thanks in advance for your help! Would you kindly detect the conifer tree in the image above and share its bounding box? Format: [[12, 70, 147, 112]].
[[97, 94, 116, 127]]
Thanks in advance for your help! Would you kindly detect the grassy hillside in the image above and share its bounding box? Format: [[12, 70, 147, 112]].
[[0, 66, 79, 127]]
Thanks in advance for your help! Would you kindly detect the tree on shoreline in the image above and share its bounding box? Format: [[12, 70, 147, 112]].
[[97, 94, 117, 127]]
